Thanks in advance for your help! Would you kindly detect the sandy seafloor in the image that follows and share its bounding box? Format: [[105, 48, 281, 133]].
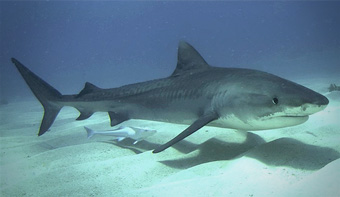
[[1, 76, 339, 197]]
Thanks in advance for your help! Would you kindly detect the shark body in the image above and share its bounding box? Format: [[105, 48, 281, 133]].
[[12, 41, 329, 153], [84, 126, 157, 144]]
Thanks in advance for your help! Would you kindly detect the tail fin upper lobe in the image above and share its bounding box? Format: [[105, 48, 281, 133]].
[[11, 58, 63, 136]]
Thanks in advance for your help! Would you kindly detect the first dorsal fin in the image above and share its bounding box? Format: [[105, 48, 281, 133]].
[[76, 82, 101, 98], [171, 41, 210, 76]]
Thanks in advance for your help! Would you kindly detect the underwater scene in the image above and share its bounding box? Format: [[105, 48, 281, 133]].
[[1, 1, 340, 196]]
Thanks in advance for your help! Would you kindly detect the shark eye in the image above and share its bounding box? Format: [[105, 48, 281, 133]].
[[272, 97, 279, 105]]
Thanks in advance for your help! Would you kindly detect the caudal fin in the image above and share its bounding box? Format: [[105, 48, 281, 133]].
[[11, 58, 63, 136]]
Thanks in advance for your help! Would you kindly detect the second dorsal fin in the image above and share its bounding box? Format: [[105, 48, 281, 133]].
[[76, 82, 101, 98]]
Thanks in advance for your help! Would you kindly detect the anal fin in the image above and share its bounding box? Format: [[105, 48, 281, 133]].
[[76, 111, 94, 120], [108, 111, 129, 126], [153, 112, 219, 153]]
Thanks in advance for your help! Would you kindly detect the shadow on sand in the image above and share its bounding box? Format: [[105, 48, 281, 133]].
[[108, 132, 340, 171]]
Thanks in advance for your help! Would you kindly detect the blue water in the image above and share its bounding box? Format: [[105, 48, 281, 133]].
[[1, 2, 340, 196], [1, 1, 339, 102]]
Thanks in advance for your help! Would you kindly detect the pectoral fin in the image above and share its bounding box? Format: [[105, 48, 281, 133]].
[[153, 112, 219, 153]]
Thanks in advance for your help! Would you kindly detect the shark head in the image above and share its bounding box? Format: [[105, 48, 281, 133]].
[[214, 69, 329, 130]]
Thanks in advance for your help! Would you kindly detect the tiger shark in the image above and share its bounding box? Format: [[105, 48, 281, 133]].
[[11, 41, 329, 153]]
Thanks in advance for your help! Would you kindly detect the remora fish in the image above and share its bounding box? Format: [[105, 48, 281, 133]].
[[11, 41, 329, 153], [84, 126, 157, 144]]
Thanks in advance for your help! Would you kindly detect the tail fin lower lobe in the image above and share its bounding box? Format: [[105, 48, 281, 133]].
[[11, 58, 63, 136]]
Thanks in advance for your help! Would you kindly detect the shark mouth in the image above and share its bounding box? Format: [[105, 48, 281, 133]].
[[262, 114, 309, 121], [266, 103, 328, 121], [277, 115, 309, 118], [253, 113, 310, 130]]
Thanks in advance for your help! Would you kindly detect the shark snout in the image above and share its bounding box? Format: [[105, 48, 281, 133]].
[[310, 93, 329, 107], [313, 94, 329, 106], [301, 93, 329, 115]]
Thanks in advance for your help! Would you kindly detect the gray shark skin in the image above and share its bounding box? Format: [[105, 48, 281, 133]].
[[11, 41, 329, 153]]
